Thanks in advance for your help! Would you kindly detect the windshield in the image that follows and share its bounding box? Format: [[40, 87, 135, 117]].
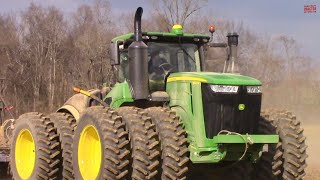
[[118, 42, 200, 91], [148, 42, 199, 73]]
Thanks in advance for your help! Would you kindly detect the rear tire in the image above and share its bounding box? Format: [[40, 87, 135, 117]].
[[116, 107, 160, 179], [252, 109, 308, 180], [145, 107, 189, 180], [73, 106, 130, 180], [49, 112, 77, 180], [10, 112, 61, 180]]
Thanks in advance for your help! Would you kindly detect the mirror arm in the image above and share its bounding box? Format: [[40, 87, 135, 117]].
[[110, 40, 123, 65]]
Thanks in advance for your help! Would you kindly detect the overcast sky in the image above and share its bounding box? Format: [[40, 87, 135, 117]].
[[0, 0, 319, 60]]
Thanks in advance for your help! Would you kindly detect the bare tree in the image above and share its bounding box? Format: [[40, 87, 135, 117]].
[[70, 0, 114, 89], [0, 14, 29, 115], [150, 0, 208, 31], [19, 4, 66, 111]]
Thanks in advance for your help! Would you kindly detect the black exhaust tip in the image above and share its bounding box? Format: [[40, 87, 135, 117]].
[[227, 32, 239, 46], [134, 7, 143, 42]]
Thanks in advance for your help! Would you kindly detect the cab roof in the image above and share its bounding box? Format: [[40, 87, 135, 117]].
[[111, 31, 210, 44]]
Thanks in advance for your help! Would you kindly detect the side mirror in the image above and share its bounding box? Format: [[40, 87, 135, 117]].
[[110, 40, 123, 65]]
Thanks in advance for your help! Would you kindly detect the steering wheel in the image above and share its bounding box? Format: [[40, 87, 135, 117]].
[[159, 62, 172, 74], [149, 61, 172, 82]]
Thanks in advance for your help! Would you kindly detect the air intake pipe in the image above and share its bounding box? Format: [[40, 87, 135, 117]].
[[128, 7, 149, 99], [224, 32, 239, 74]]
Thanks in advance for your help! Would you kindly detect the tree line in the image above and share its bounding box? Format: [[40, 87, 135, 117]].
[[0, 0, 318, 118]]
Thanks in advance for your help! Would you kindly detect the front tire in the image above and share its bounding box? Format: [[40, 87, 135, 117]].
[[252, 110, 308, 180], [116, 107, 160, 179], [145, 107, 189, 180], [73, 106, 130, 180]]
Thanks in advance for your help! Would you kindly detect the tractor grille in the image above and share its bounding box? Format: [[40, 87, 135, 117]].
[[201, 84, 261, 138]]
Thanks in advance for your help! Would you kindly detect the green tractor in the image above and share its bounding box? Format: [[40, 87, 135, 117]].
[[10, 7, 307, 180]]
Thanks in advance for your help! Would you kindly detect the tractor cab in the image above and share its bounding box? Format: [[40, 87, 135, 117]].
[[111, 25, 209, 92]]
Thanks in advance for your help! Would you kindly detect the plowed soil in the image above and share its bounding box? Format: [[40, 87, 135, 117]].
[[304, 124, 320, 180]]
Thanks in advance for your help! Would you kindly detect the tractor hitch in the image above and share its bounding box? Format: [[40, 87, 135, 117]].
[[73, 87, 108, 107]]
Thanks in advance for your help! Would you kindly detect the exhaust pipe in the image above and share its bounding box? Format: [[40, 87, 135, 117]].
[[224, 32, 239, 74], [128, 7, 149, 99], [134, 7, 143, 42]]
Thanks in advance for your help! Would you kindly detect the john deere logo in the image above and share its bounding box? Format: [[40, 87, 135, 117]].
[[239, 104, 245, 111]]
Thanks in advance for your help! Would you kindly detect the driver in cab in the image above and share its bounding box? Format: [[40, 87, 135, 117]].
[[148, 49, 172, 91]]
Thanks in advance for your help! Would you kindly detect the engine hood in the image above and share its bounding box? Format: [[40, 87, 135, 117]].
[[167, 72, 261, 86]]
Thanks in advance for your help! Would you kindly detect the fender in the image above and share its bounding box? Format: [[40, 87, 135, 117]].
[[57, 89, 103, 121]]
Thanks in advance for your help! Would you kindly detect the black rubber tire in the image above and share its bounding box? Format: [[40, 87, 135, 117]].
[[73, 106, 130, 180], [145, 107, 189, 180], [10, 112, 61, 179], [49, 112, 77, 180], [252, 109, 308, 180], [116, 107, 160, 180]]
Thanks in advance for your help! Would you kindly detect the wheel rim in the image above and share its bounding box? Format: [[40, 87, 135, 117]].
[[15, 129, 35, 179], [78, 125, 102, 180]]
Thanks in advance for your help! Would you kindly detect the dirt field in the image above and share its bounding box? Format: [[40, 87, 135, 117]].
[[304, 123, 320, 180]]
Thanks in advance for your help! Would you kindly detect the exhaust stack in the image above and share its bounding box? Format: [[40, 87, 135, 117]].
[[223, 32, 239, 74], [128, 7, 149, 99]]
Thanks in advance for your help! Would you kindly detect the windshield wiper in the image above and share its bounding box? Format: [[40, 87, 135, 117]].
[[178, 39, 196, 64]]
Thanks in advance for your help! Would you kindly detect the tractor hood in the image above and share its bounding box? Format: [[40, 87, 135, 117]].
[[167, 72, 262, 86]]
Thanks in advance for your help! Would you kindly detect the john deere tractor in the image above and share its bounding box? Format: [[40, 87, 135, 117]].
[[10, 7, 307, 180]]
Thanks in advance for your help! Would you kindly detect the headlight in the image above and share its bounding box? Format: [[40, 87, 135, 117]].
[[247, 86, 262, 93], [210, 85, 239, 93]]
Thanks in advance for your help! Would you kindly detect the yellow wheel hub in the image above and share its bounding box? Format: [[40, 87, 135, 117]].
[[78, 125, 102, 180], [15, 129, 35, 179]]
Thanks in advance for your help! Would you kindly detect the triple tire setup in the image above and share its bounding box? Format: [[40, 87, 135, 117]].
[[10, 108, 307, 180]]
